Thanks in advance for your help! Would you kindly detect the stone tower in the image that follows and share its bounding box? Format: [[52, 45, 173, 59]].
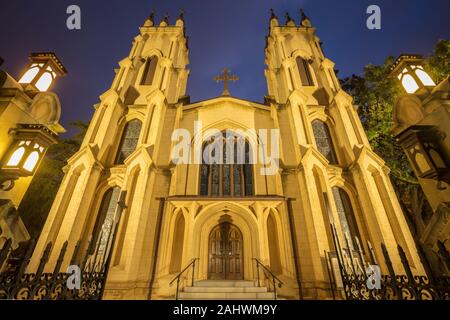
[[263, 10, 425, 297], [29, 12, 189, 298], [29, 10, 425, 300]]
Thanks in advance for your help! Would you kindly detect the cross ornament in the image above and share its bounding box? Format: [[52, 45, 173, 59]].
[[214, 68, 239, 96]]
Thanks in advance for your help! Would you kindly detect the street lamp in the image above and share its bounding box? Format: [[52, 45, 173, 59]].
[[18, 52, 67, 92], [390, 54, 436, 94], [0, 124, 58, 191], [395, 125, 449, 188]]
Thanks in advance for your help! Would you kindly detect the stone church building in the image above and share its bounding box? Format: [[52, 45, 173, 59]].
[[28, 11, 425, 299]]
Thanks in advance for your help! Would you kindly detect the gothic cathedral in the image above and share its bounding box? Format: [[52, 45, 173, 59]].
[[28, 11, 425, 299]]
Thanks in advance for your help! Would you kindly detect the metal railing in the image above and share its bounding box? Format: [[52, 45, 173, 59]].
[[169, 258, 199, 300], [0, 238, 108, 300], [327, 223, 450, 300], [253, 258, 284, 300]]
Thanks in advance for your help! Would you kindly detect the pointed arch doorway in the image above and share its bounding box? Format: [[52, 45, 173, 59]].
[[208, 222, 243, 280]]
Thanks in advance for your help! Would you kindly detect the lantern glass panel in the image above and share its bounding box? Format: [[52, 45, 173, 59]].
[[401, 74, 419, 93], [6, 146, 26, 166], [35, 72, 54, 92], [415, 69, 436, 86], [22, 151, 40, 172], [18, 67, 40, 84]]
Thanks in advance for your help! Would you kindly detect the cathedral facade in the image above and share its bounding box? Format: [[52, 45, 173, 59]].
[[28, 11, 425, 299]]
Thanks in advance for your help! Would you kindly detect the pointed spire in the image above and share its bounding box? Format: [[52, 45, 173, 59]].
[[269, 8, 279, 27], [176, 9, 185, 29], [178, 9, 185, 21], [270, 8, 277, 20], [285, 12, 295, 26], [159, 13, 169, 26], [149, 9, 155, 22], [143, 9, 155, 27], [300, 8, 312, 27], [300, 8, 309, 21]]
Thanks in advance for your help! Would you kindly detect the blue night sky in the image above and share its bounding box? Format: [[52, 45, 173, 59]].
[[1, 0, 449, 135]]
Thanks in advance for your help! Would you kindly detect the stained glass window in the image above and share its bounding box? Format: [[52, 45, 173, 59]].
[[89, 187, 121, 254], [244, 142, 253, 195], [296, 57, 314, 86], [200, 164, 209, 195], [199, 132, 253, 197], [141, 56, 158, 85], [312, 120, 337, 164], [115, 119, 142, 164], [332, 187, 360, 250]]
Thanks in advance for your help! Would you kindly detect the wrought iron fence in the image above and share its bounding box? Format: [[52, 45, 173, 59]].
[[327, 224, 450, 300], [0, 237, 108, 300]]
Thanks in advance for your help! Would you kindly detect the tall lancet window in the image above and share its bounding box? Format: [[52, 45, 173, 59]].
[[115, 119, 142, 164], [312, 120, 338, 164], [296, 57, 314, 86], [141, 56, 158, 85], [200, 132, 254, 197], [89, 187, 121, 254], [332, 187, 361, 250]]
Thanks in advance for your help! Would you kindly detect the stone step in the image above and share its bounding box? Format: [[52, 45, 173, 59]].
[[193, 280, 256, 287], [179, 291, 275, 300], [184, 286, 268, 293]]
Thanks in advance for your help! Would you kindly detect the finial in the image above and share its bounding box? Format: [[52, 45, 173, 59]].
[[143, 9, 155, 27], [178, 9, 185, 21], [300, 9, 309, 21], [163, 13, 169, 24], [285, 12, 294, 25], [270, 8, 277, 20], [149, 9, 155, 22], [300, 8, 312, 27]]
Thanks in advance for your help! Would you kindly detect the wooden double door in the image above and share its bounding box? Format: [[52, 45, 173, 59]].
[[208, 223, 243, 280]]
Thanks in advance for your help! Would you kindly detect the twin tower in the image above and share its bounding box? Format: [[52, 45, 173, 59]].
[[29, 10, 425, 299]]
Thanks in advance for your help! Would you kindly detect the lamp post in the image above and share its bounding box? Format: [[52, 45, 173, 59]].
[[390, 54, 450, 276], [0, 53, 66, 249]]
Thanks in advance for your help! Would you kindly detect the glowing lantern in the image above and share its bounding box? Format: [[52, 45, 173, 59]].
[[18, 52, 67, 92], [0, 124, 58, 191], [390, 54, 436, 94]]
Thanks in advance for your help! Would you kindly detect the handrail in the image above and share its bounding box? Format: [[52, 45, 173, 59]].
[[169, 258, 199, 300], [252, 258, 284, 300]]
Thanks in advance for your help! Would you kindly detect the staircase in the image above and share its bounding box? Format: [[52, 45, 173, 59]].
[[179, 280, 275, 300]]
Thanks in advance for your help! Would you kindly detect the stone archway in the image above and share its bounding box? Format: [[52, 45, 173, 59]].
[[192, 202, 260, 281]]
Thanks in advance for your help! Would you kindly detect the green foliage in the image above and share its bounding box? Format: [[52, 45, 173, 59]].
[[340, 39, 449, 218], [426, 40, 450, 83], [341, 56, 415, 185], [18, 122, 88, 240]]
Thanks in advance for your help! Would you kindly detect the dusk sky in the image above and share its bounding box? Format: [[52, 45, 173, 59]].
[[1, 0, 449, 135]]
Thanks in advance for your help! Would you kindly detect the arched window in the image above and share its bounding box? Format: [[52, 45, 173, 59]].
[[200, 132, 253, 197], [296, 57, 314, 86], [115, 119, 142, 164], [312, 120, 337, 164], [141, 56, 158, 85], [89, 187, 121, 254], [332, 187, 361, 250]]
